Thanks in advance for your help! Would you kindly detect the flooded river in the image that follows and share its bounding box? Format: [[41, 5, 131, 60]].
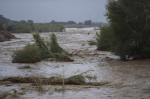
[[0, 28, 150, 99]]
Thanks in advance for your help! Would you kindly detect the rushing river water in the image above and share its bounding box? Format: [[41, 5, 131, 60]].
[[0, 28, 150, 99]]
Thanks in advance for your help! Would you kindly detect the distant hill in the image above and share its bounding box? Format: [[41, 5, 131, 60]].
[[0, 15, 18, 26]]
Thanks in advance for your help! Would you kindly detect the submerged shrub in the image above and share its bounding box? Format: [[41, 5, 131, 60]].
[[66, 74, 85, 85], [88, 40, 97, 46], [96, 25, 114, 51], [49, 33, 72, 61], [12, 44, 41, 63], [50, 33, 68, 54], [33, 32, 52, 58], [53, 53, 73, 62], [12, 32, 72, 63], [0, 92, 10, 99]]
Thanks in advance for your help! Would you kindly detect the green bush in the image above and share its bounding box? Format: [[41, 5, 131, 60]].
[[66, 74, 85, 85], [33, 32, 68, 56], [0, 92, 10, 99], [12, 44, 42, 63], [12, 33, 72, 63], [53, 53, 73, 62], [33, 32, 52, 58], [88, 40, 97, 46], [96, 25, 114, 51], [49, 33, 71, 61], [50, 33, 68, 54]]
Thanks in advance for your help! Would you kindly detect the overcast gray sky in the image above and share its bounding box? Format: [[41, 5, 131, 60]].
[[0, 0, 107, 23]]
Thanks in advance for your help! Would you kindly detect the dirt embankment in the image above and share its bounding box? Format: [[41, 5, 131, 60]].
[[0, 30, 16, 42]]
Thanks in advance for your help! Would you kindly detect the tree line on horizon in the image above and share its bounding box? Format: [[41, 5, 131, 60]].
[[0, 15, 105, 33], [0, 15, 64, 33]]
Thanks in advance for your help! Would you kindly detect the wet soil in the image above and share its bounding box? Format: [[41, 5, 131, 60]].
[[0, 30, 16, 42], [0, 28, 150, 99]]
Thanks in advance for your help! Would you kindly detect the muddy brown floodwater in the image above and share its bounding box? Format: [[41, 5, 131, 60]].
[[0, 28, 150, 99]]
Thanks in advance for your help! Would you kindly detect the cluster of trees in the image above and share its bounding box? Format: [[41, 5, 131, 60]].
[[96, 0, 150, 59], [0, 15, 18, 26], [50, 20, 104, 27], [84, 20, 92, 26], [0, 15, 106, 33], [50, 20, 76, 25], [7, 23, 64, 33], [0, 15, 64, 33]]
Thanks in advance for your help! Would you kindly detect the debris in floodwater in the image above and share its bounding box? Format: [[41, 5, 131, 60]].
[[0, 92, 11, 99], [18, 65, 31, 69], [88, 81, 110, 86], [1, 75, 110, 86], [65, 74, 85, 85]]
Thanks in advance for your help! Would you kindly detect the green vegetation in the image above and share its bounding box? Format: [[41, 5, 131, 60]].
[[95, 0, 150, 59], [65, 74, 85, 85], [8, 23, 64, 33], [9, 23, 33, 33], [0, 15, 18, 26], [96, 25, 114, 51], [50, 33, 68, 54], [33, 33, 52, 58], [84, 20, 92, 26], [0, 92, 10, 99], [0, 15, 65, 33], [18, 65, 31, 69], [53, 53, 73, 62], [1, 75, 109, 86], [88, 40, 97, 46], [89, 25, 114, 50], [0, 15, 106, 33], [12, 44, 42, 63], [64, 24, 90, 28], [33, 24, 64, 32], [12, 33, 72, 63], [89, 81, 110, 86]]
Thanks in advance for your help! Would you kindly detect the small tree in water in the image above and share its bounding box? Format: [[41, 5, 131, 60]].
[[49, 33, 71, 61], [50, 33, 67, 54]]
